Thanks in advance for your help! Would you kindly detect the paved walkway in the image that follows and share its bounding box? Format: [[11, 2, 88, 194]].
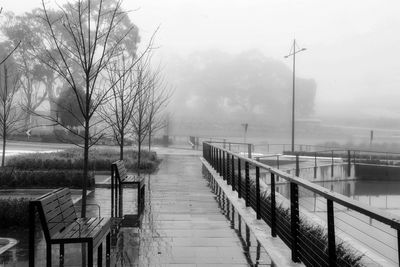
[[133, 154, 251, 266]]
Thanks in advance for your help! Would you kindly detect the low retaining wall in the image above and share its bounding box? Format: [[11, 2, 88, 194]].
[[355, 163, 400, 180]]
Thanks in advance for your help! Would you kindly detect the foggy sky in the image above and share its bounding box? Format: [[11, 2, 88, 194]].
[[2, 0, 400, 121]]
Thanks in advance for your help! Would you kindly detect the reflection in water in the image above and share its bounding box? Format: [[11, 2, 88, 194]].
[[210, 178, 271, 266]]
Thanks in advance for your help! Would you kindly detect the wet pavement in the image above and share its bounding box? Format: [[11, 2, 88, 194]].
[[0, 152, 267, 266], [135, 154, 255, 266]]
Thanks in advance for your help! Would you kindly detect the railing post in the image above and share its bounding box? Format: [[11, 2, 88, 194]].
[[331, 150, 334, 177], [208, 143, 211, 163], [227, 153, 231, 185], [210, 146, 213, 166], [248, 144, 252, 159], [295, 154, 300, 176], [270, 173, 277, 237], [314, 152, 317, 179], [217, 149, 220, 174], [213, 147, 217, 170], [238, 159, 242, 199], [231, 155, 235, 191], [347, 150, 351, 177], [397, 230, 400, 267], [213, 147, 216, 169], [215, 148, 218, 172], [219, 149, 222, 175], [245, 161, 250, 207], [256, 166, 260, 219], [222, 151, 226, 180], [290, 182, 300, 262], [277, 155, 280, 169], [212, 147, 215, 168], [327, 199, 337, 266]]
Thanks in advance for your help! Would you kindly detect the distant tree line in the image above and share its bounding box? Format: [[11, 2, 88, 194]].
[[167, 50, 316, 127]]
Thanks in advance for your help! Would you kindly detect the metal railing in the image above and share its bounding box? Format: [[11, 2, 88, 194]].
[[203, 142, 400, 266]]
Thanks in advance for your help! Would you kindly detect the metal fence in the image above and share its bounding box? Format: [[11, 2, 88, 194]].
[[203, 142, 400, 266]]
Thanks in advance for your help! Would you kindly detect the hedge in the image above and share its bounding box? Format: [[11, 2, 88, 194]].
[[0, 170, 95, 189], [7, 148, 160, 173], [0, 198, 30, 228]]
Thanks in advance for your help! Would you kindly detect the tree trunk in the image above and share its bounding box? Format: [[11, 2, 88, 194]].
[[2, 130, 6, 167], [148, 126, 151, 151], [46, 79, 57, 133], [81, 119, 89, 218], [120, 131, 124, 160], [137, 136, 141, 176]]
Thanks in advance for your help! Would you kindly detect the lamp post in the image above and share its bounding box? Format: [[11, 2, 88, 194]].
[[284, 39, 306, 152]]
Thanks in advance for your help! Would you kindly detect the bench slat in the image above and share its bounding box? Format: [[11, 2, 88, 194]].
[[52, 217, 110, 242], [41, 199, 65, 236]]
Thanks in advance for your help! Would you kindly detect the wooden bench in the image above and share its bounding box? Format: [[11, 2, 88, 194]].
[[28, 188, 111, 267], [111, 160, 145, 219]]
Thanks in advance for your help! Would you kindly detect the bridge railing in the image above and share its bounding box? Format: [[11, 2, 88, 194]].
[[203, 142, 400, 266]]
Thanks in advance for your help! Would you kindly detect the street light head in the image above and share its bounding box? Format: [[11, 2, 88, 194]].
[[301, 48, 307, 51], [284, 55, 288, 58]]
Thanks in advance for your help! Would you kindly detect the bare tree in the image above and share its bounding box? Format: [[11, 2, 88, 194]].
[[1, 11, 46, 130], [101, 55, 141, 160], [146, 71, 171, 151], [130, 58, 152, 172], [130, 56, 170, 171], [32, 0, 139, 217], [0, 59, 23, 167]]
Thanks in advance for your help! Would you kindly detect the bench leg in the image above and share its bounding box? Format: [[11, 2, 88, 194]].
[[106, 233, 111, 266], [60, 243, 64, 267], [111, 167, 114, 218], [88, 241, 93, 267], [137, 186, 141, 215], [97, 242, 103, 266], [119, 184, 123, 218], [29, 203, 35, 267], [115, 181, 119, 217], [46, 243, 52, 267], [142, 186, 145, 214]]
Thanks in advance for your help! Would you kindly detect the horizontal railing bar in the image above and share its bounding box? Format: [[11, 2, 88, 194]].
[[207, 141, 253, 146], [290, 149, 400, 157], [205, 142, 400, 230]]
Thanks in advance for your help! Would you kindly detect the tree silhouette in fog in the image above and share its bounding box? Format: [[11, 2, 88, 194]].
[[169, 50, 316, 126]]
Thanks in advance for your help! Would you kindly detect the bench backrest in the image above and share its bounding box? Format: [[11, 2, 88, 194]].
[[34, 188, 77, 240], [113, 160, 128, 181]]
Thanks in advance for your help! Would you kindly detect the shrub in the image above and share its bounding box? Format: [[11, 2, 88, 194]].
[[0, 170, 95, 189], [132, 159, 159, 173], [6, 147, 161, 173], [0, 198, 30, 228]]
